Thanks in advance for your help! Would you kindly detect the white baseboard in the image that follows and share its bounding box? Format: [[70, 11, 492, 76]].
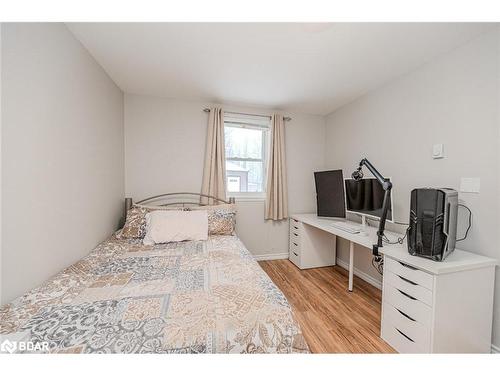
[[335, 257, 383, 290], [491, 344, 499, 354], [253, 252, 289, 261]]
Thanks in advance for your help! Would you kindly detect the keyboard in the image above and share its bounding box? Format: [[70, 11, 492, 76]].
[[331, 221, 361, 234]]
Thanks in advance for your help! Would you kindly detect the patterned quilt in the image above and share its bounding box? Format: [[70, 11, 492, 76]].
[[0, 234, 308, 353]]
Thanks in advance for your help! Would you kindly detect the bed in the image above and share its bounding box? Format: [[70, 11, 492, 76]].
[[0, 193, 308, 354]]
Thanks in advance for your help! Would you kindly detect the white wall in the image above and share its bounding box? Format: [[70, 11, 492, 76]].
[[1, 23, 124, 304], [325, 28, 500, 347], [124, 94, 325, 257]]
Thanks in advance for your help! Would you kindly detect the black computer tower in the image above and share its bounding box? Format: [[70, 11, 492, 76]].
[[407, 188, 458, 261]]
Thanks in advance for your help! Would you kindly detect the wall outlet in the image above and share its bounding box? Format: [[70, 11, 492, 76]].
[[432, 143, 444, 159], [460, 177, 480, 193]]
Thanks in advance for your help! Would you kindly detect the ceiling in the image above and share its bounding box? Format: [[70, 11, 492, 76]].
[[67, 23, 493, 115]]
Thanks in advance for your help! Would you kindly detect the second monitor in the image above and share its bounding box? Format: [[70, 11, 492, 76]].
[[344, 177, 393, 222]]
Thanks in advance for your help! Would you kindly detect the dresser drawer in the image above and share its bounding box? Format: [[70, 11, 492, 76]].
[[289, 220, 301, 235], [290, 240, 301, 256], [384, 283, 432, 327], [289, 241, 300, 267], [385, 270, 433, 306], [382, 317, 429, 353], [289, 226, 301, 249], [382, 303, 431, 352], [385, 257, 434, 290], [289, 248, 300, 266], [290, 229, 300, 243]]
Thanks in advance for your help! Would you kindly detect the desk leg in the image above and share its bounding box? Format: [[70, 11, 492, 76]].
[[348, 241, 354, 292]]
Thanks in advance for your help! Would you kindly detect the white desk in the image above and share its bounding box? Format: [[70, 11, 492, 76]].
[[289, 213, 498, 353], [290, 213, 404, 291], [290, 213, 496, 290]]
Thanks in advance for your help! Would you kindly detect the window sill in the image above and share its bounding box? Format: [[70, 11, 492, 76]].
[[228, 194, 266, 202]]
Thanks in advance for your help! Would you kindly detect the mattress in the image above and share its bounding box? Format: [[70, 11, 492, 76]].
[[0, 234, 308, 353]]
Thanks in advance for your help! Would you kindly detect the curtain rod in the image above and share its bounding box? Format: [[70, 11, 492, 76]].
[[203, 108, 291, 121]]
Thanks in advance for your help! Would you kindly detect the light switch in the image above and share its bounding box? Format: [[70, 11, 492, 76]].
[[432, 144, 444, 159], [460, 177, 480, 193]]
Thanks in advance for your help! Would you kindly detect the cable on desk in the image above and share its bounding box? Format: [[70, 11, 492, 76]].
[[382, 227, 409, 245], [372, 256, 384, 275], [456, 203, 472, 242]]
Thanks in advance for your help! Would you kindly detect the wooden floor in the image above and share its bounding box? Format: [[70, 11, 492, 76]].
[[259, 259, 395, 353]]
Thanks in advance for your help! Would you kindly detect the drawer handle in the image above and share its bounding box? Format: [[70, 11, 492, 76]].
[[398, 275, 418, 286], [397, 289, 417, 301], [293, 252, 298, 257], [398, 261, 418, 271], [293, 233, 298, 236], [396, 328, 415, 343], [293, 242, 298, 246], [396, 308, 416, 322], [294, 226, 298, 230]]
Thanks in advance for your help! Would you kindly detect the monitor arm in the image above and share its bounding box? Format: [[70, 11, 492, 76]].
[[352, 158, 392, 258]]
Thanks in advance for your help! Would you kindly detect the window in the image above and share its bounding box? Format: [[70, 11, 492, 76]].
[[224, 114, 270, 197]]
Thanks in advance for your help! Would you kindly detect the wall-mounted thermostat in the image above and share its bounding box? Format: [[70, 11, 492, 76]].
[[432, 143, 444, 159]]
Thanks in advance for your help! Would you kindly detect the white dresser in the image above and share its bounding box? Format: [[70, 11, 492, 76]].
[[289, 214, 498, 353], [380, 246, 496, 353], [289, 217, 336, 269]]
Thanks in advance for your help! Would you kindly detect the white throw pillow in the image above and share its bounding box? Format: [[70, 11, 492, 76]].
[[143, 210, 208, 245]]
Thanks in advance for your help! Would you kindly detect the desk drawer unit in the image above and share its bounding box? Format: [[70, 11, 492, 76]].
[[382, 257, 434, 353], [288, 217, 336, 269], [289, 219, 302, 267], [382, 254, 497, 353]]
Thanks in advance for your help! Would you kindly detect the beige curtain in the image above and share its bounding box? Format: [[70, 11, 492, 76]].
[[201, 108, 226, 205], [265, 114, 288, 220]]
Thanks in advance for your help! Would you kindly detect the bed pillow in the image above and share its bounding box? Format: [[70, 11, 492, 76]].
[[143, 210, 208, 245], [120, 206, 149, 239], [119, 204, 188, 239], [192, 203, 237, 235]]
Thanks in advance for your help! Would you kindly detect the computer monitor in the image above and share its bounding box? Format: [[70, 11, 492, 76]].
[[314, 170, 346, 218], [344, 177, 393, 222]]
